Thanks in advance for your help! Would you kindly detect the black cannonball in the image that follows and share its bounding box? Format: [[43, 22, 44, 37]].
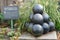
[[27, 23, 34, 33], [42, 23, 50, 34], [33, 4, 43, 14], [32, 24, 43, 37], [32, 14, 43, 24], [48, 21, 55, 31], [42, 13, 50, 23], [25, 22, 30, 29], [29, 13, 33, 21]]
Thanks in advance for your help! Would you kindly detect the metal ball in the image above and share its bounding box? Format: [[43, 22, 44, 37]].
[[32, 14, 43, 24], [32, 24, 43, 36], [42, 13, 50, 23], [25, 22, 30, 29], [42, 23, 50, 34], [48, 21, 55, 31], [29, 13, 33, 20], [27, 23, 33, 33], [33, 4, 43, 14]]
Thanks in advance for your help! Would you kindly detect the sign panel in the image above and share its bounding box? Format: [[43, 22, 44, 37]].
[[3, 6, 19, 20]]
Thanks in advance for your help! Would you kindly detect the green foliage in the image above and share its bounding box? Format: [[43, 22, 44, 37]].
[[18, 0, 36, 33], [0, 0, 59, 33], [36, 0, 60, 30], [7, 31, 15, 37], [0, 13, 3, 19], [18, 0, 60, 31], [38, 0, 60, 30]]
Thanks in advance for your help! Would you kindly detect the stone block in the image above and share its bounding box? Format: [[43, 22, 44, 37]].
[[18, 31, 57, 40]]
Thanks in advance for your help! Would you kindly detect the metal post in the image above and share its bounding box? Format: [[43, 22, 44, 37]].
[[11, 19, 13, 29]]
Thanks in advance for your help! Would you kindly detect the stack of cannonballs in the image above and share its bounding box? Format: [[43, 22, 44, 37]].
[[25, 4, 55, 37]]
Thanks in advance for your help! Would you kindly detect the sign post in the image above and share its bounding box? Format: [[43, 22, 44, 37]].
[[11, 19, 13, 29], [3, 6, 19, 29]]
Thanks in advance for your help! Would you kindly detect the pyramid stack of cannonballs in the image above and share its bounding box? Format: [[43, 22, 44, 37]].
[[25, 4, 55, 37]]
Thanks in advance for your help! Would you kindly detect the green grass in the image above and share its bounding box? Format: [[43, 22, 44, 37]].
[[0, 0, 60, 40], [18, 0, 60, 32], [38, 0, 60, 30], [0, 0, 60, 33], [0, 13, 3, 19]]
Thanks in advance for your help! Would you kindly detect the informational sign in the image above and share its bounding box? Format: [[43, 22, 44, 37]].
[[3, 6, 19, 20]]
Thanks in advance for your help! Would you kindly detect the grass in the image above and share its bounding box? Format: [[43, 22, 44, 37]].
[[0, 0, 60, 34], [38, 0, 60, 30], [18, 0, 60, 32], [0, 0, 60, 40]]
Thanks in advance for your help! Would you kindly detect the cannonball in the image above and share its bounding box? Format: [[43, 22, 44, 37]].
[[42, 23, 50, 34], [48, 21, 55, 31], [32, 24, 43, 37], [33, 4, 43, 14], [29, 13, 33, 20], [25, 22, 30, 29], [27, 23, 34, 33], [32, 14, 43, 24], [42, 13, 50, 23]]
